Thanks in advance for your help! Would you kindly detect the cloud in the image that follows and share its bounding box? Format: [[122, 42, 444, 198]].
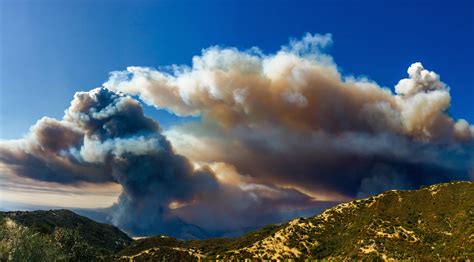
[[0, 87, 320, 237], [104, 33, 474, 199], [0, 117, 110, 184], [1, 33, 473, 237], [0, 88, 214, 234]]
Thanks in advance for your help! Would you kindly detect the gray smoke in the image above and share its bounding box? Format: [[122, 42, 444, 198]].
[[0, 87, 322, 236]]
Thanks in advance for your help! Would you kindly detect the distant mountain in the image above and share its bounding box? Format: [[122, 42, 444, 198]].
[[116, 181, 474, 260], [74, 207, 214, 240]]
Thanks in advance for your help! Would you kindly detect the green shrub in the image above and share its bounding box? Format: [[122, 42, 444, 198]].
[[2, 225, 63, 262]]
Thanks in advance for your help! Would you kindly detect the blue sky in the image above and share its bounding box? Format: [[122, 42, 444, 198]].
[[1, 0, 473, 139]]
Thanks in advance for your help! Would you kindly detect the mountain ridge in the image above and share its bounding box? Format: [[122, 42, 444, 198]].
[[117, 181, 474, 260], [1, 181, 473, 261]]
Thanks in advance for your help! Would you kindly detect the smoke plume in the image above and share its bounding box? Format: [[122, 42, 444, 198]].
[[1, 33, 473, 236], [104, 33, 473, 199], [0, 87, 321, 236]]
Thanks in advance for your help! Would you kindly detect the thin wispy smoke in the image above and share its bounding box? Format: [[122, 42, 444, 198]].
[[1, 34, 472, 237]]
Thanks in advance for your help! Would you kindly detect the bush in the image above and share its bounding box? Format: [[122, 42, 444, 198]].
[[1, 219, 101, 262], [54, 228, 98, 261], [2, 224, 63, 262]]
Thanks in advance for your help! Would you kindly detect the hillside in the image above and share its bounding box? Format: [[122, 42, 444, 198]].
[[0, 209, 132, 261], [1, 181, 472, 261], [117, 181, 474, 260]]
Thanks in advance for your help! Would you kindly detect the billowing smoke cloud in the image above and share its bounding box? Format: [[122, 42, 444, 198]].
[[0, 88, 212, 234], [0, 87, 322, 237], [1, 33, 473, 237], [104, 33, 473, 199]]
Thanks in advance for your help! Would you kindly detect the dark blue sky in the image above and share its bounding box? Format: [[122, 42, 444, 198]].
[[1, 0, 473, 139]]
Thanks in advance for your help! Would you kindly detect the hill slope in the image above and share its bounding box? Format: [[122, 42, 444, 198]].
[[118, 181, 474, 260], [0, 209, 132, 261]]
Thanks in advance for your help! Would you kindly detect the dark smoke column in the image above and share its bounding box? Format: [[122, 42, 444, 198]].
[[64, 88, 219, 236]]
